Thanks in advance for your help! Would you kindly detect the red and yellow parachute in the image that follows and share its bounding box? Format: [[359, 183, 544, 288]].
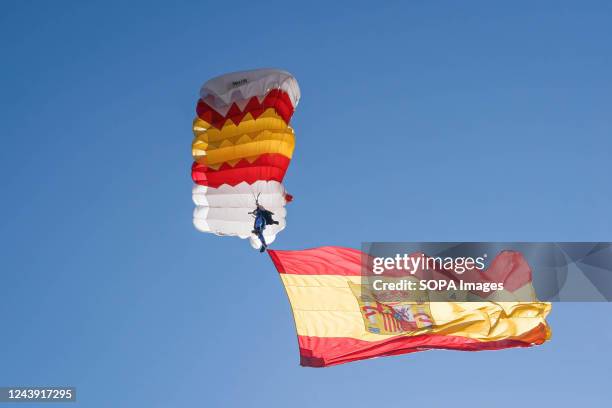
[[190, 69, 300, 249]]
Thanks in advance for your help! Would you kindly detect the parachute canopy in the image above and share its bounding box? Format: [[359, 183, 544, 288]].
[[191, 69, 300, 249]]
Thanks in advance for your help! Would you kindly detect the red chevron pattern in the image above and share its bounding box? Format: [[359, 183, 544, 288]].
[[196, 89, 295, 129], [192, 154, 290, 187]]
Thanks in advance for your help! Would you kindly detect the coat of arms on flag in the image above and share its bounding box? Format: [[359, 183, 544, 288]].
[[349, 282, 434, 335]]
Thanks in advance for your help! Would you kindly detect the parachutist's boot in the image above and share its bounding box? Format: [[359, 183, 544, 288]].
[[259, 245, 266, 253]]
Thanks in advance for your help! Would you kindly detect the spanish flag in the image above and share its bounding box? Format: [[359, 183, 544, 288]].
[[269, 246, 551, 367]]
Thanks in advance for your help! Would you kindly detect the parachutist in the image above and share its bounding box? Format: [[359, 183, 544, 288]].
[[250, 203, 279, 252]]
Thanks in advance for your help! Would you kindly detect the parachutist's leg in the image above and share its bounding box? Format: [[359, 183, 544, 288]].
[[257, 231, 267, 252]]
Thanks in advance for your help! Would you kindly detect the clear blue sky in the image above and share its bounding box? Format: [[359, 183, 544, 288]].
[[1, 1, 611, 407]]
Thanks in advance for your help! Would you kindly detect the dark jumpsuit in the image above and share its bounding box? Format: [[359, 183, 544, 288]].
[[252, 207, 278, 252]]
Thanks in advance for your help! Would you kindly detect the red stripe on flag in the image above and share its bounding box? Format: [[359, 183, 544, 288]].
[[298, 323, 549, 367], [269, 247, 364, 276], [268, 247, 533, 292]]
